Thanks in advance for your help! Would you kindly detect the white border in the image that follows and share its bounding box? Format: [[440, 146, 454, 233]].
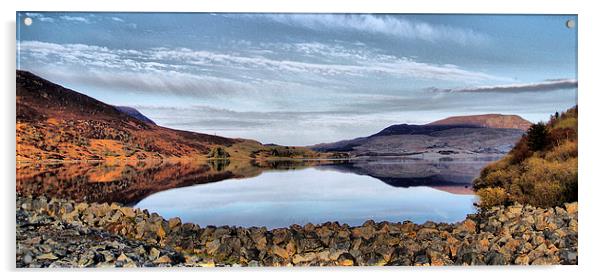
[[2, 1, 600, 279]]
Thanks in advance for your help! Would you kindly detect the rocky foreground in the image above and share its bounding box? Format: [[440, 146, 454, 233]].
[[16, 195, 578, 267]]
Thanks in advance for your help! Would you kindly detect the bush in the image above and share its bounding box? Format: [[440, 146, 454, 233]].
[[473, 106, 577, 209], [208, 146, 230, 159], [476, 188, 508, 208]]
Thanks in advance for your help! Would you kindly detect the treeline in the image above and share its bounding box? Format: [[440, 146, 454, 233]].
[[474, 107, 577, 208]]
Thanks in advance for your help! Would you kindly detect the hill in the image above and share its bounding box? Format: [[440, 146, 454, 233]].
[[16, 70, 239, 162], [473, 107, 578, 208], [16, 70, 328, 162], [428, 114, 532, 131], [311, 122, 525, 159]]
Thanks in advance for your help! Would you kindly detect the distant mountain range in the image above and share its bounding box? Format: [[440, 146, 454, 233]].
[[311, 115, 530, 158], [16, 70, 531, 162]]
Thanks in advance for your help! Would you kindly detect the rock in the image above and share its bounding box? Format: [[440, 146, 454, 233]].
[[292, 252, 316, 264], [514, 254, 529, 265], [352, 225, 375, 240], [37, 253, 59, 260], [117, 253, 131, 263], [564, 202, 578, 215], [507, 204, 523, 217], [272, 245, 289, 259], [154, 255, 172, 264], [149, 247, 161, 261], [205, 239, 221, 255], [272, 228, 292, 244], [337, 253, 355, 266], [559, 249, 578, 265], [23, 253, 33, 264], [120, 207, 136, 218], [485, 251, 507, 265], [416, 227, 439, 239], [298, 238, 322, 253], [531, 256, 558, 265], [15, 195, 578, 267]]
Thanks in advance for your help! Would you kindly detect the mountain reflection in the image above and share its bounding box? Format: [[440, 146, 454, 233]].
[[16, 157, 494, 205]]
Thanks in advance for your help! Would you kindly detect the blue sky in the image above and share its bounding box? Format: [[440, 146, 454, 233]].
[[17, 13, 577, 145]]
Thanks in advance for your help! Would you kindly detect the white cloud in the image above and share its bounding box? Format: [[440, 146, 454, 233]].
[[111, 17, 124, 22], [59, 15, 91, 23], [258, 14, 490, 45], [19, 40, 507, 99]]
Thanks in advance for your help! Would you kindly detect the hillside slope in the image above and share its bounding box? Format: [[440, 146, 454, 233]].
[[16, 70, 237, 162], [428, 114, 532, 131], [474, 107, 578, 208]]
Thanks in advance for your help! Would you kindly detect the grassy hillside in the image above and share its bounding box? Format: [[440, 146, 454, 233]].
[[16, 70, 332, 163], [473, 107, 577, 208]]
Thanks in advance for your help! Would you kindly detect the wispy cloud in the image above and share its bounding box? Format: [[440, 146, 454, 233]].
[[427, 79, 578, 94], [110, 17, 124, 22], [59, 15, 91, 23], [18, 40, 507, 98], [23, 12, 55, 23], [257, 14, 490, 45]]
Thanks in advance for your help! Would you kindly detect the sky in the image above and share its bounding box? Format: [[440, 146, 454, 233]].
[[16, 13, 578, 145]]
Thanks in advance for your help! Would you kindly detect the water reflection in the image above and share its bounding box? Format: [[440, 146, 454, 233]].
[[135, 167, 477, 228], [16, 158, 492, 210]]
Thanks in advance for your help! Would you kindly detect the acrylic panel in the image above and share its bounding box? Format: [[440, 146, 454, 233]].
[[16, 13, 578, 267]]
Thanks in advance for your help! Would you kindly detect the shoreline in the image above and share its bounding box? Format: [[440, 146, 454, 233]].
[[16, 195, 578, 267]]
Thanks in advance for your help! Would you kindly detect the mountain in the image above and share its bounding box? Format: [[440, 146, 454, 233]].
[[16, 70, 236, 162], [116, 106, 156, 125], [428, 114, 532, 131], [16, 70, 328, 162], [311, 120, 526, 158]]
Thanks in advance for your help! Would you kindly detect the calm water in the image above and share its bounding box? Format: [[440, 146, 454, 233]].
[[135, 166, 477, 229]]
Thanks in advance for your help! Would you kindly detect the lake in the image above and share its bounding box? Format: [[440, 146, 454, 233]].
[[16, 158, 489, 229]]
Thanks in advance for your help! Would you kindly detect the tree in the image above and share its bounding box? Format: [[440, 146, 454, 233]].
[[526, 122, 549, 151], [208, 146, 230, 159]]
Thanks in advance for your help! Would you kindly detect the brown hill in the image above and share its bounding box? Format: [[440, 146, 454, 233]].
[[428, 114, 532, 131], [16, 70, 237, 162]]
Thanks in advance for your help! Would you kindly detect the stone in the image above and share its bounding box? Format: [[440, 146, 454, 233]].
[[514, 254, 529, 265], [564, 202, 578, 215], [485, 251, 507, 265], [292, 252, 316, 264], [37, 253, 59, 260], [416, 227, 439, 239], [205, 239, 221, 255], [168, 217, 181, 229], [272, 245, 289, 259], [154, 255, 172, 264], [120, 207, 136, 218], [117, 253, 130, 262], [149, 247, 161, 261], [298, 238, 322, 253], [23, 253, 33, 264]]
